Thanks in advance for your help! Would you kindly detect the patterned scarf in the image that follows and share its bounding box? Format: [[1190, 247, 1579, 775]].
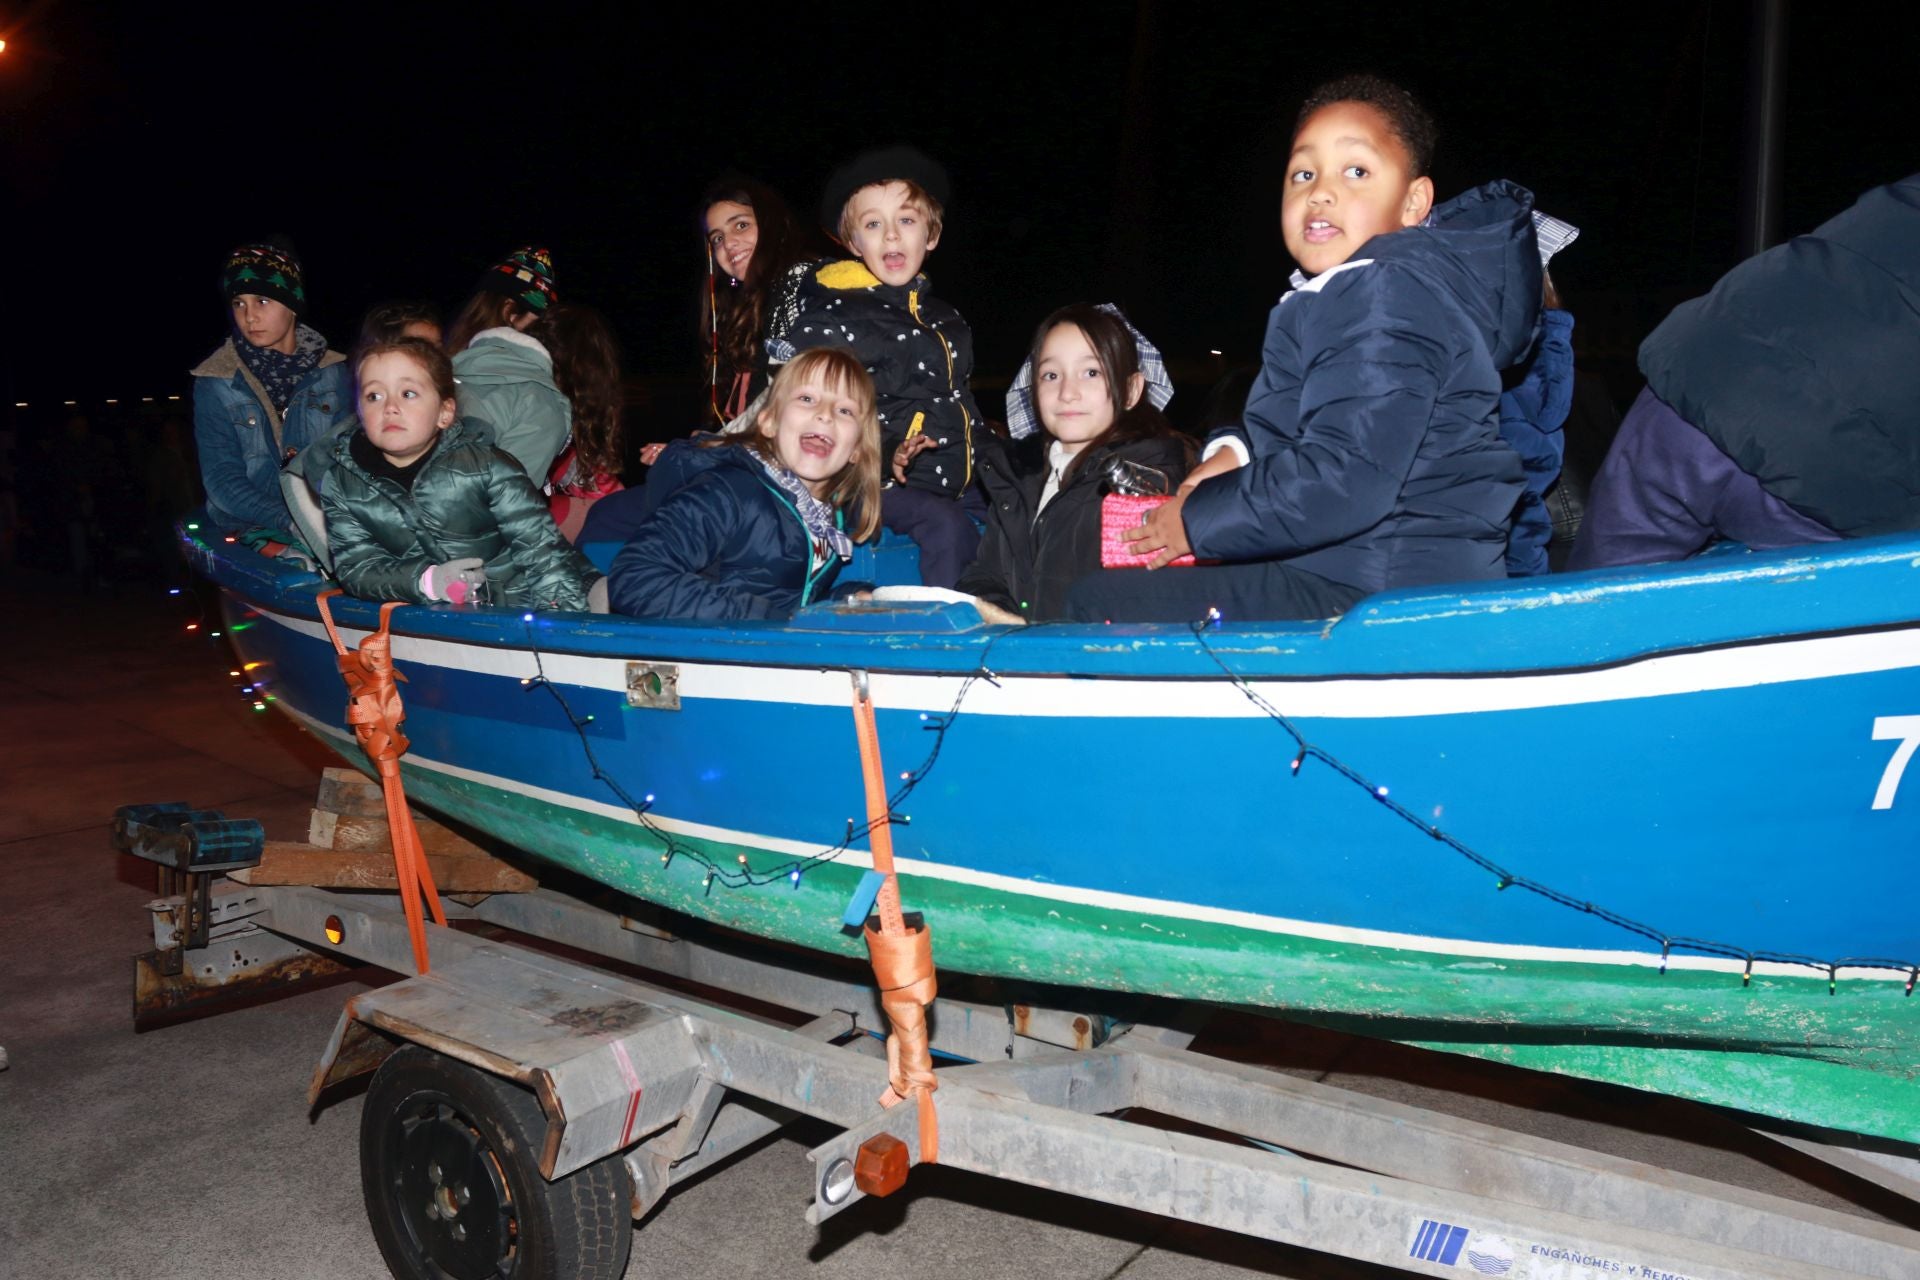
[[746, 447, 853, 561], [234, 322, 327, 414]]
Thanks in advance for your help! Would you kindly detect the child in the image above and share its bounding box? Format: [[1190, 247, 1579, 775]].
[[1079, 75, 1531, 622], [958, 304, 1190, 623], [538, 303, 629, 541], [701, 176, 820, 424], [451, 251, 572, 485], [447, 245, 556, 353], [192, 240, 355, 532], [1499, 258, 1577, 576], [1570, 173, 1920, 569], [777, 147, 987, 589], [358, 300, 444, 350], [319, 337, 603, 612], [608, 347, 881, 620]]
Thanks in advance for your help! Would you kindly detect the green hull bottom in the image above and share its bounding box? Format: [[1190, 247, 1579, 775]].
[[377, 752, 1920, 1147]]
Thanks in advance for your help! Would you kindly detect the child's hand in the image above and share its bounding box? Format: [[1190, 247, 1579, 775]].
[[422, 557, 487, 603], [639, 442, 668, 466], [892, 434, 936, 482], [1121, 492, 1193, 570], [974, 600, 1026, 627]]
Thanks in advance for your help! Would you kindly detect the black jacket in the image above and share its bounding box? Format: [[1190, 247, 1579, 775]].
[[780, 260, 983, 498], [958, 432, 1191, 621], [1639, 174, 1920, 538], [606, 444, 846, 621]]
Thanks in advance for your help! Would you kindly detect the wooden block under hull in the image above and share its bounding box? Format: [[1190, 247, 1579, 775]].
[[239, 840, 537, 893]]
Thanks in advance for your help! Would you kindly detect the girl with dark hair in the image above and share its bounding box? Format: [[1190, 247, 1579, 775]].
[[536, 304, 629, 540], [957, 304, 1190, 623], [699, 176, 815, 423]]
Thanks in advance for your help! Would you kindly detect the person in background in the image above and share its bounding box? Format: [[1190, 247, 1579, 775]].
[[446, 245, 556, 354], [450, 249, 569, 483], [1569, 173, 1920, 569], [1498, 221, 1579, 577], [958, 304, 1189, 623], [319, 337, 602, 611], [191, 240, 354, 533], [538, 303, 629, 540], [608, 347, 881, 620], [638, 177, 821, 467], [358, 300, 445, 350]]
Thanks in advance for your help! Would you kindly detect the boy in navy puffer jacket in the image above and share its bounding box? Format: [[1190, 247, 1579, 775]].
[[775, 148, 987, 588], [1078, 76, 1530, 622]]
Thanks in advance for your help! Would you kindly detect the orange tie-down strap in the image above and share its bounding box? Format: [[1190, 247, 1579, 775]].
[[851, 683, 939, 1164], [316, 590, 446, 973]]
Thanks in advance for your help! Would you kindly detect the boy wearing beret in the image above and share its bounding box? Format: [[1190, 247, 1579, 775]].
[[775, 147, 987, 587]]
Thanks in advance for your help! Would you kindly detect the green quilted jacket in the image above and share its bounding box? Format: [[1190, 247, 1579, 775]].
[[317, 418, 598, 610]]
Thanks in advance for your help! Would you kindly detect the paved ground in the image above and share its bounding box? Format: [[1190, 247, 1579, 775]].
[[3, 572, 1917, 1279]]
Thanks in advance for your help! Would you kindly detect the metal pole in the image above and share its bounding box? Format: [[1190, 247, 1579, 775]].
[[1738, 0, 1788, 257]]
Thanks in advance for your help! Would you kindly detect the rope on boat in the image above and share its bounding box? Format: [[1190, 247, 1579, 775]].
[[851, 671, 939, 1163], [316, 590, 446, 973]]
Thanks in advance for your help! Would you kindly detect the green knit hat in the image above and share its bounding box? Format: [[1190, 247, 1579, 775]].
[[221, 241, 307, 315], [477, 245, 557, 312]]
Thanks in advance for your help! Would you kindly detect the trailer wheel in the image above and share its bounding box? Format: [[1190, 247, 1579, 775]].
[[360, 1045, 632, 1280]]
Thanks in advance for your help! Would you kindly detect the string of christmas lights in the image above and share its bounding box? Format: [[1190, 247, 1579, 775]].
[[1185, 610, 1920, 994], [516, 616, 1038, 896]]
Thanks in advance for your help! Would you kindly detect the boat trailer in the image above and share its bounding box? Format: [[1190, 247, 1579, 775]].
[[117, 801, 1920, 1280]]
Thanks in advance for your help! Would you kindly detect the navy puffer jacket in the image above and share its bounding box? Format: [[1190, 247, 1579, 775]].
[[1638, 174, 1920, 538], [1181, 181, 1536, 594], [607, 444, 846, 621]]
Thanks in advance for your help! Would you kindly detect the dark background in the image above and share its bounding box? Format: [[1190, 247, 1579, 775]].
[[2, 0, 1916, 428]]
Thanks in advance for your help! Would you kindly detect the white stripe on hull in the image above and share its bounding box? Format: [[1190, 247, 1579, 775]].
[[262, 608, 1920, 721]]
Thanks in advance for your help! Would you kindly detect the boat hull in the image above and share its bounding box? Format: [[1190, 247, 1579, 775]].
[[187, 524, 1920, 1143]]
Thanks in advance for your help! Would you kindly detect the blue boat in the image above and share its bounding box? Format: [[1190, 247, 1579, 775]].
[[185, 518, 1920, 1147]]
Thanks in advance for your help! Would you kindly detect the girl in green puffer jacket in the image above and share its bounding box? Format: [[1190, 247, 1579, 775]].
[[319, 338, 604, 612]]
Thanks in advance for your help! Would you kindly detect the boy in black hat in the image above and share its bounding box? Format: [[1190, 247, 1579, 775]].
[[772, 147, 987, 587]]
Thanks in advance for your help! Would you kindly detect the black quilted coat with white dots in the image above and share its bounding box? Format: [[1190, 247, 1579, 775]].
[[780, 260, 986, 499]]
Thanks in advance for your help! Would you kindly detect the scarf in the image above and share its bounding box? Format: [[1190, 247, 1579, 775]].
[[746, 447, 853, 561], [235, 322, 327, 414], [1004, 304, 1174, 441]]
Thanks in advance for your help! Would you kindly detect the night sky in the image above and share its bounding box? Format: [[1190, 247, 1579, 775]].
[[3, 1, 1917, 425]]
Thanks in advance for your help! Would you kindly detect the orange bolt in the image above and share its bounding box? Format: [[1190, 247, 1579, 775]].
[[853, 1133, 910, 1198]]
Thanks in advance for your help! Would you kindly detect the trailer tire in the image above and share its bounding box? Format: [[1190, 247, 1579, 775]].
[[361, 1044, 632, 1280]]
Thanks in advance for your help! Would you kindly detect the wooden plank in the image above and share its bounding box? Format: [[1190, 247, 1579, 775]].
[[316, 766, 386, 818], [244, 841, 536, 893], [308, 810, 493, 859]]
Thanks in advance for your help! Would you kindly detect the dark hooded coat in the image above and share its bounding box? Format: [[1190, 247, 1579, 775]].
[[1181, 181, 1537, 594]]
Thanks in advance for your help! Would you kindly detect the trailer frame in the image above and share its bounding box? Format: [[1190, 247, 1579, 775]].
[[130, 856, 1920, 1280]]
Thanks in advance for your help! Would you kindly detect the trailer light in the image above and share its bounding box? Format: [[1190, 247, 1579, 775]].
[[323, 916, 345, 945], [820, 1157, 856, 1206], [853, 1133, 909, 1198]]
